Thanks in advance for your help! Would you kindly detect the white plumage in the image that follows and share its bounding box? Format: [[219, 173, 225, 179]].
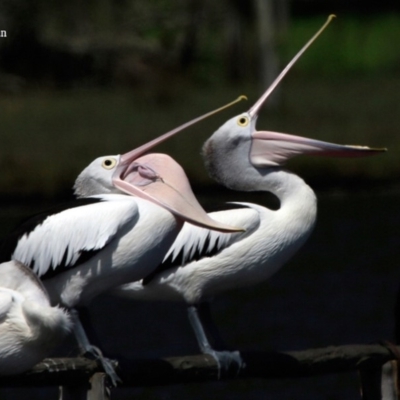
[[111, 114, 382, 376], [13, 195, 138, 279], [0, 260, 71, 375], [1, 151, 238, 310], [113, 15, 384, 309], [115, 174, 317, 305], [163, 205, 256, 268], [0, 101, 244, 382], [12, 194, 181, 308]]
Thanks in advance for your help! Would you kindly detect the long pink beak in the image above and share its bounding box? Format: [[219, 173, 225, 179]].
[[113, 153, 243, 232], [110, 98, 248, 232], [245, 14, 386, 166], [119, 95, 246, 165], [251, 131, 386, 167]]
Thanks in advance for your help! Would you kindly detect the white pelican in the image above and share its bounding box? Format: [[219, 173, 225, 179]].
[[112, 15, 386, 373], [0, 103, 243, 383], [0, 260, 71, 375]]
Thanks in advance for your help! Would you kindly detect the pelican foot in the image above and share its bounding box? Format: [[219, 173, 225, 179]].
[[71, 308, 121, 386], [83, 344, 121, 387], [206, 349, 244, 379]]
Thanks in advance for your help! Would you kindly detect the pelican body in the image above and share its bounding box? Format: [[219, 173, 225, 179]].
[[113, 97, 384, 373], [0, 102, 242, 383], [112, 16, 385, 367], [4, 194, 182, 308], [0, 150, 238, 310], [115, 122, 383, 305], [0, 260, 71, 375], [0, 97, 246, 310], [113, 17, 385, 307], [115, 173, 316, 305]]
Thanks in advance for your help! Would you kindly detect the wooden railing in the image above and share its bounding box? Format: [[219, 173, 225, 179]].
[[0, 343, 399, 400]]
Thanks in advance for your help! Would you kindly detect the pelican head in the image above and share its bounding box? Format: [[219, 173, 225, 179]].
[[74, 155, 123, 197], [202, 16, 386, 190], [202, 105, 385, 191], [74, 149, 243, 233], [73, 95, 247, 200]]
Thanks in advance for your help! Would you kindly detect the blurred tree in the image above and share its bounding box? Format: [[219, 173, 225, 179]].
[[255, 0, 278, 104], [0, 0, 292, 90], [253, 0, 289, 104], [179, 0, 205, 71], [1, 0, 396, 92]]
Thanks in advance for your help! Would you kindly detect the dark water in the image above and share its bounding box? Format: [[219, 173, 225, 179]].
[[0, 189, 399, 400]]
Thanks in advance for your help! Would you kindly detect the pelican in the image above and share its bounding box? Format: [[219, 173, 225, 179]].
[[112, 15, 386, 373], [0, 103, 243, 384], [0, 260, 71, 375]]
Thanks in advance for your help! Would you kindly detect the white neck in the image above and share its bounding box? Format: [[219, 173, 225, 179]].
[[264, 169, 317, 243], [221, 166, 316, 217], [259, 169, 316, 212], [234, 168, 317, 256], [244, 168, 317, 282]]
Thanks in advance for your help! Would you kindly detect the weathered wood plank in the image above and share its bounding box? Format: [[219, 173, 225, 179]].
[[0, 344, 398, 388]]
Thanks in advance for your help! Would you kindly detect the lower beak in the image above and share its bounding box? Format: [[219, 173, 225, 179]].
[[251, 130, 386, 167], [113, 153, 244, 233]]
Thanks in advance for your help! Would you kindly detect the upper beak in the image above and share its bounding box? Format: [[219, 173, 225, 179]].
[[248, 15, 337, 120], [113, 153, 243, 232], [118, 95, 247, 166]]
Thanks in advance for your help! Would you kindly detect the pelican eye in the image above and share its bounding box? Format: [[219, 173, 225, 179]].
[[237, 116, 249, 127], [102, 158, 117, 169]]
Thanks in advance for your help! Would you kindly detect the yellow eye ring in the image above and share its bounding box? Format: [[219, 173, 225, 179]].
[[237, 116, 249, 127], [102, 158, 117, 170]]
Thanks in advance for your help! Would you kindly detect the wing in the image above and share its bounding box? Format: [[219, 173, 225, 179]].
[[5, 196, 139, 279], [0, 198, 104, 264], [142, 203, 260, 284]]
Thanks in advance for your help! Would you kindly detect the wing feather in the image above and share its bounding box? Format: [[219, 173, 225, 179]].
[[12, 196, 139, 278], [142, 203, 260, 284]]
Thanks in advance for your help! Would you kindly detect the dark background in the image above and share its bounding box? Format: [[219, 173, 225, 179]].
[[0, 1, 399, 399]]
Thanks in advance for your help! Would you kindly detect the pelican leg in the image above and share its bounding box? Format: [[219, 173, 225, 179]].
[[71, 309, 121, 386], [196, 302, 233, 349], [187, 303, 244, 378]]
